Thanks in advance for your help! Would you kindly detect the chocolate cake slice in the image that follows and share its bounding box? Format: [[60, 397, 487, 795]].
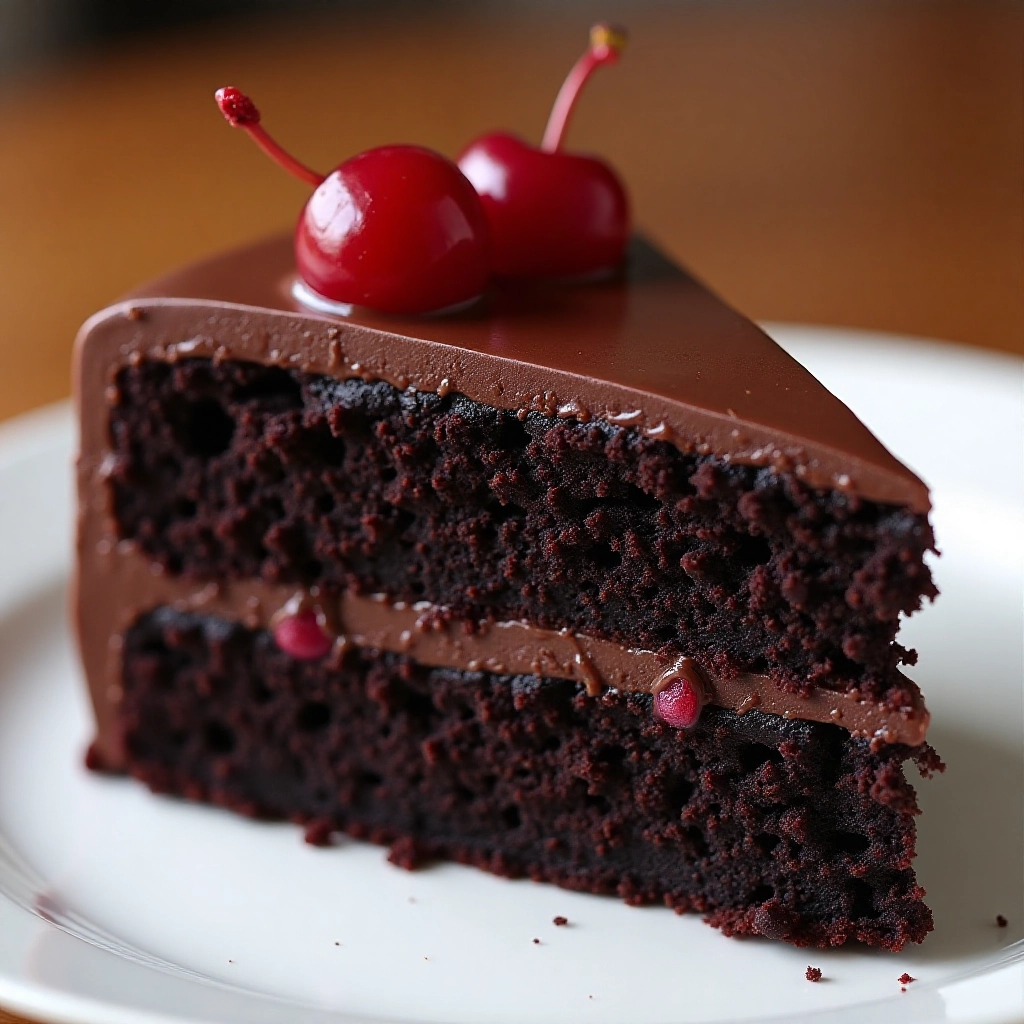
[[74, 235, 940, 950]]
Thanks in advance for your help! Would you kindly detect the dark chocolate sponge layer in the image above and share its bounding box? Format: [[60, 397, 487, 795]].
[[108, 358, 935, 707], [109, 607, 939, 951]]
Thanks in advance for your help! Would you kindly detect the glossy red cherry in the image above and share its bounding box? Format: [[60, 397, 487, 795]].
[[457, 25, 630, 278], [216, 87, 490, 315], [296, 146, 490, 313], [273, 610, 333, 661]]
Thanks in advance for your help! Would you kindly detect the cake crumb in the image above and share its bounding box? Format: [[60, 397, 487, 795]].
[[532, 938, 541, 945], [334, 942, 340, 946], [303, 819, 334, 846], [898, 972, 915, 991], [553, 915, 569, 926], [997, 914, 1008, 927], [805, 966, 822, 982]]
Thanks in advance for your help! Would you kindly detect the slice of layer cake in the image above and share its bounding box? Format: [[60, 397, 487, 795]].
[[74, 235, 940, 950]]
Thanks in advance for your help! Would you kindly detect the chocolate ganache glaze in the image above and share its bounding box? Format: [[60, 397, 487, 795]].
[[110, 235, 927, 508], [74, 235, 931, 769]]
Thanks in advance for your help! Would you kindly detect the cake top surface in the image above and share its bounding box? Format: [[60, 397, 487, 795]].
[[115, 234, 928, 511]]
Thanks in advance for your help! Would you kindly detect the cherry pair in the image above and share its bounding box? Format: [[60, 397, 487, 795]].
[[215, 25, 629, 315]]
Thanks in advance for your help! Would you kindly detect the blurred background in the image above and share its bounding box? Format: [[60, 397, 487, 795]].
[[0, 0, 1020, 425]]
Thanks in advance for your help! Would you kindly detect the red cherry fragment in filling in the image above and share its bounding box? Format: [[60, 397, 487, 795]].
[[654, 675, 704, 729], [274, 611, 332, 660]]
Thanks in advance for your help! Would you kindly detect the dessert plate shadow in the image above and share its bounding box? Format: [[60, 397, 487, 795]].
[[0, 325, 1021, 1024]]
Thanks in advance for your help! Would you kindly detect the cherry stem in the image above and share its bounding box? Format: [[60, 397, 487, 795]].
[[541, 24, 627, 153], [215, 86, 324, 188]]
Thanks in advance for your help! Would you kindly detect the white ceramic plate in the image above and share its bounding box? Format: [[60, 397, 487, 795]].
[[0, 326, 1022, 1024]]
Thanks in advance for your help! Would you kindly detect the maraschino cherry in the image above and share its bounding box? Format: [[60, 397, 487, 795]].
[[457, 24, 630, 278], [215, 87, 490, 315]]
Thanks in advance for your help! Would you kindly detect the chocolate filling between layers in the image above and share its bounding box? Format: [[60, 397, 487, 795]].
[[90, 542, 929, 751]]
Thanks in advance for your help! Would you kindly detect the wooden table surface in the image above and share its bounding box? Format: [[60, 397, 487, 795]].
[[0, 1, 1020, 1020]]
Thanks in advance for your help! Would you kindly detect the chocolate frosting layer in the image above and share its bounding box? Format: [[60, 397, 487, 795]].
[[78, 542, 929, 770], [96, 234, 929, 510]]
